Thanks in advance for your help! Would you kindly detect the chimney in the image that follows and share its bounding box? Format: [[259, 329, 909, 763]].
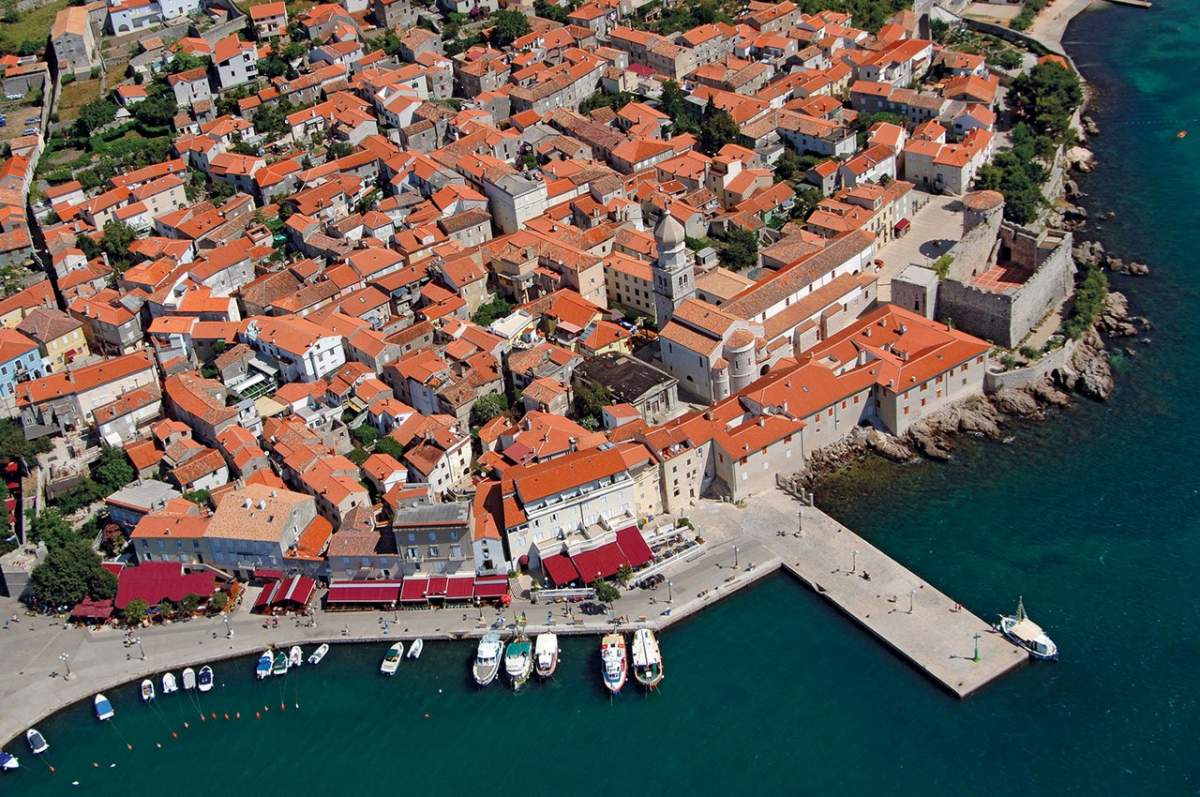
[[243, 497, 252, 508], [257, 499, 267, 510]]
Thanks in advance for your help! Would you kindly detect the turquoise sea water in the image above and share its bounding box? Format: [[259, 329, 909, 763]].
[[7, 3, 1200, 794]]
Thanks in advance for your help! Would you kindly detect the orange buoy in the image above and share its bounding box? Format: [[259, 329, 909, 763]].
[[127, 744, 133, 751], [199, 715, 206, 722], [236, 712, 241, 720], [255, 711, 261, 719], [224, 713, 229, 720], [171, 732, 178, 739], [280, 703, 286, 712], [1177, 130, 1188, 139], [48, 766, 55, 774], [210, 713, 216, 720]]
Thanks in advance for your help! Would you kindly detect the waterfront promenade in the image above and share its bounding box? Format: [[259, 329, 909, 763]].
[[0, 494, 1026, 748]]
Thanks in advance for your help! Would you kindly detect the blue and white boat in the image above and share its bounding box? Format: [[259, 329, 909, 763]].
[[0, 751, 18, 771], [256, 650, 273, 679], [197, 665, 214, 692], [94, 693, 114, 721], [25, 729, 47, 755]]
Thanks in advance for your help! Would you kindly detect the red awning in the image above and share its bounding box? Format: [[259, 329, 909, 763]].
[[255, 568, 284, 581], [473, 577, 509, 599], [254, 580, 283, 610], [71, 597, 114, 619], [400, 577, 429, 602], [571, 542, 625, 582], [280, 575, 316, 606], [894, 218, 911, 232], [615, 526, 653, 568], [115, 563, 216, 610], [425, 576, 448, 598], [326, 580, 403, 604], [445, 576, 474, 600], [542, 553, 580, 586]]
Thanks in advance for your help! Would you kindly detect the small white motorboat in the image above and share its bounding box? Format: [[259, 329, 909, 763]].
[[308, 643, 329, 665], [94, 693, 114, 721], [25, 729, 48, 755], [288, 646, 303, 668], [162, 672, 178, 694], [197, 665, 214, 692], [535, 633, 559, 679], [407, 639, 424, 660], [472, 632, 504, 687], [256, 650, 273, 680], [380, 642, 403, 675], [632, 628, 664, 690], [0, 751, 17, 771], [504, 636, 533, 691], [998, 597, 1058, 661], [600, 634, 627, 695], [140, 679, 156, 703], [181, 667, 196, 691]]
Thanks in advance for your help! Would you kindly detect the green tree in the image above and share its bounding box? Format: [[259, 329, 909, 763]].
[[1061, 262, 1108, 339], [472, 295, 512, 326], [100, 220, 137, 271], [351, 423, 379, 448], [375, 436, 406, 460], [0, 418, 51, 461], [659, 79, 696, 134], [29, 541, 113, 608], [179, 593, 201, 615], [133, 91, 178, 130], [698, 99, 739, 155], [76, 99, 117, 136], [124, 598, 149, 625], [616, 563, 633, 585], [183, 489, 211, 506], [534, 0, 567, 23], [470, 392, 508, 427], [932, 254, 954, 280], [1008, 61, 1083, 143], [92, 446, 135, 492], [490, 9, 531, 48], [28, 508, 78, 549], [210, 591, 229, 613], [165, 53, 207, 73], [592, 579, 620, 603], [573, 381, 610, 429], [714, 227, 759, 271]]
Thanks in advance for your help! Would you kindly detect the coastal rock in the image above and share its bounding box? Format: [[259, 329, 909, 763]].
[[907, 425, 953, 461], [1063, 204, 1088, 221], [1067, 146, 1096, 172], [1073, 239, 1105, 268], [1098, 291, 1139, 337], [1030, 377, 1072, 407], [1065, 179, 1083, 200], [1083, 115, 1100, 136], [1068, 329, 1114, 400], [865, 428, 914, 462], [992, 387, 1043, 418]]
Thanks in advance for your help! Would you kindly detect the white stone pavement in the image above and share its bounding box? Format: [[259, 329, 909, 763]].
[[0, 493, 1027, 747]]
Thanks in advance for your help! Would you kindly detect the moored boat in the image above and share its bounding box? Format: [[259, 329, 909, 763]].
[[94, 693, 114, 721], [288, 646, 303, 668], [140, 679, 156, 703], [25, 729, 47, 755], [631, 628, 664, 690], [997, 597, 1058, 661], [407, 639, 424, 660], [256, 650, 273, 679], [272, 650, 289, 676], [0, 751, 17, 771], [308, 643, 329, 665], [181, 668, 196, 691], [600, 634, 627, 695], [535, 633, 559, 679], [505, 636, 533, 691], [197, 665, 214, 692], [162, 672, 178, 694], [472, 632, 504, 687], [380, 642, 403, 675]]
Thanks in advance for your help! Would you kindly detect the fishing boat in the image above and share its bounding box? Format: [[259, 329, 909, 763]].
[[472, 632, 504, 687], [94, 693, 114, 721], [997, 597, 1058, 661], [308, 643, 329, 665], [631, 628, 664, 690], [380, 642, 403, 676], [0, 751, 17, 771], [600, 634, 627, 695], [25, 729, 48, 755], [256, 651, 273, 679], [197, 665, 214, 692], [288, 646, 304, 668], [535, 633, 559, 679], [407, 639, 424, 660], [140, 679, 156, 703], [162, 672, 178, 694], [181, 667, 196, 691], [272, 650, 289, 676], [504, 635, 533, 691]]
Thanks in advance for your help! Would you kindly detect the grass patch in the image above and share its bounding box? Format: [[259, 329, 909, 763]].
[[0, 0, 70, 52], [57, 78, 103, 121]]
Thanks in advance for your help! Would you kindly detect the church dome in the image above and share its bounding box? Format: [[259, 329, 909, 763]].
[[654, 210, 686, 248]]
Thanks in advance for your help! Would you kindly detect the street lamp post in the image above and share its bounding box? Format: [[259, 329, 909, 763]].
[[134, 636, 145, 661], [973, 633, 981, 663], [852, 550, 858, 574], [667, 580, 673, 603], [734, 546, 740, 568], [909, 589, 915, 615], [59, 652, 72, 680], [798, 509, 803, 538]]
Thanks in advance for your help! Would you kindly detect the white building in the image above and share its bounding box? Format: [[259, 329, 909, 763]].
[[241, 316, 346, 383]]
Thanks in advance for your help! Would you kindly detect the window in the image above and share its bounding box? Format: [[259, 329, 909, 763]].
[[428, 546, 439, 558], [407, 547, 418, 559]]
